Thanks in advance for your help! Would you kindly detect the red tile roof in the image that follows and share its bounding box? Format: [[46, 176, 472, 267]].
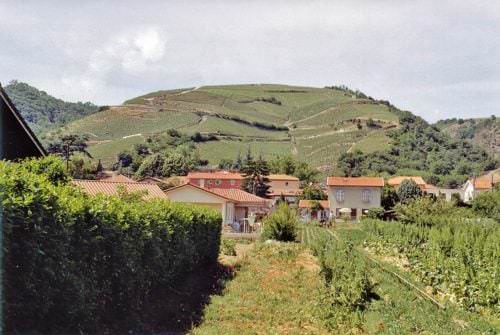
[[298, 200, 329, 209], [210, 188, 268, 204], [268, 174, 299, 181], [72, 180, 168, 200], [187, 171, 244, 180], [387, 176, 426, 186], [99, 173, 135, 183], [327, 176, 384, 187], [473, 178, 493, 190]]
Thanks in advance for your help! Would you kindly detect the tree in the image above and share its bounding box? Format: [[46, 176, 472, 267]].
[[218, 158, 233, 170], [396, 179, 423, 204], [232, 151, 243, 170], [337, 150, 365, 177], [381, 184, 399, 210], [241, 153, 270, 197], [299, 184, 327, 200], [47, 134, 91, 170]]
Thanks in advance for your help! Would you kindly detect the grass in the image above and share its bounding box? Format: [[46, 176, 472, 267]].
[[179, 116, 289, 139], [56, 83, 403, 169], [191, 242, 330, 335], [196, 140, 292, 164], [351, 129, 392, 153]]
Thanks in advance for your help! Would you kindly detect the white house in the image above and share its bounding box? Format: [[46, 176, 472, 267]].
[[463, 177, 494, 203]]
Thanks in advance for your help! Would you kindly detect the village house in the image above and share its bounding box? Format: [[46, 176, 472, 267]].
[[298, 200, 330, 222], [186, 171, 244, 189], [463, 177, 494, 202], [0, 83, 46, 160], [164, 183, 269, 231], [388, 175, 464, 201], [72, 179, 168, 200], [327, 176, 384, 220], [267, 174, 302, 204]]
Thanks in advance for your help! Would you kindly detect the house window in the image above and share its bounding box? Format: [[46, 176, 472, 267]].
[[285, 182, 289, 186], [362, 189, 371, 203], [215, 179, 222, 186], [230, 179, 236, 186], [335, 189, 345, 202]]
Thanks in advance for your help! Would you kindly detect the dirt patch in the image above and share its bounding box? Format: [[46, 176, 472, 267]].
[[296, 250, 321, 273]]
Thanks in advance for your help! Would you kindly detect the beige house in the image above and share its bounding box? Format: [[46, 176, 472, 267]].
[[268, 174, 302, 204], [327, 177, 384, 220], [164, 183, 269, 228]]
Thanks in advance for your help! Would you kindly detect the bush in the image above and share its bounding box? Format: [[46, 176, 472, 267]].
[[220, 238, 237, 256], [472, 188, 500, 222], [366, 207, 384, 219], [261, 204, 298, 242], [1, 157, 222, 333], [396, 179, 423, 204]]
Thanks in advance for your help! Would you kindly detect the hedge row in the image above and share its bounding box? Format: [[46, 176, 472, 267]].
[[1, 157, 222, 333]]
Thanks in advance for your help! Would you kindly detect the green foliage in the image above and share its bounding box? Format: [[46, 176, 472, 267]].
[[1, 157, 221, 333], [394, 197, 474, 226], [381, 184, 399, 210], [300, 184, 327, 200], [220, 238, 237, 256], [396, 179, 423, 204], [363, 218, 499, 314], [471, 188, 500, 222], [241, 150, 270, 197], [267, 154, 320, 184], [4, 80, 99, 134], [304, 226, 374, 331], [336, 112, 497, 186], [366, 207, 384, 219], [337, 149, 366, 177], [261, 204, 298, 242]]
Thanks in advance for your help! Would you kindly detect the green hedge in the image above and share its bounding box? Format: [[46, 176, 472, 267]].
[[1, 157, 222, 333]]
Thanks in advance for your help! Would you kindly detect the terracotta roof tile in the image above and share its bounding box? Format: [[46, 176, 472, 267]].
[[387, 176, 426, 186], [473, 178, 493, 189], [327, 176, 384, 187], [187, 171, 244, 180], [210, 188, 268, 204], [298, 200, 329, 208], [268, 174, 299, 181], [72, 180, 168, 200]]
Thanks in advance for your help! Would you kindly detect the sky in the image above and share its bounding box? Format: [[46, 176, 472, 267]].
[[1, 0, 499, 122]]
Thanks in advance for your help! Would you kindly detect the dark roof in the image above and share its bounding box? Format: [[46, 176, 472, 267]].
[[0, 83, 46, 158]]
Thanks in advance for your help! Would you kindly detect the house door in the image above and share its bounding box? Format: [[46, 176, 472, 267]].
[[351, 208, 357, 220]]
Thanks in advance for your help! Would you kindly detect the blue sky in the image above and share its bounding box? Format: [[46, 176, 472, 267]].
[[1, 0, 499, 122]]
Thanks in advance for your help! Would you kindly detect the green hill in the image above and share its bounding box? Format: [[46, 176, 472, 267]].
[[435, 116, 499, 160], [56, 84, 398, 172], [3, 80, 99, 138]]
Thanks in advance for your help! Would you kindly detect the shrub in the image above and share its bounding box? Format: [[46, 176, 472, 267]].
[[261, 204, 298, 242], [220, 238, 237, 256], [472, 188, 500, 222], [396, 179, 423, 204], [1, 157, 222, 333], [366, 207, 384, 219]]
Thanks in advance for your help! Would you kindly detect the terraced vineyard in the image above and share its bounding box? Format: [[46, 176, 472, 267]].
[[298, 224, 498, 334], [52, 84, 400, 172]]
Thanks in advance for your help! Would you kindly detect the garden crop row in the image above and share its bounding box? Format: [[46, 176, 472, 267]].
[[1, 157, 222, 333], [363, 218, 499, 315]]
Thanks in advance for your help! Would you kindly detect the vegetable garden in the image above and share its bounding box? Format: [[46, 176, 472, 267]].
[[299, 224, 498, 334]]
